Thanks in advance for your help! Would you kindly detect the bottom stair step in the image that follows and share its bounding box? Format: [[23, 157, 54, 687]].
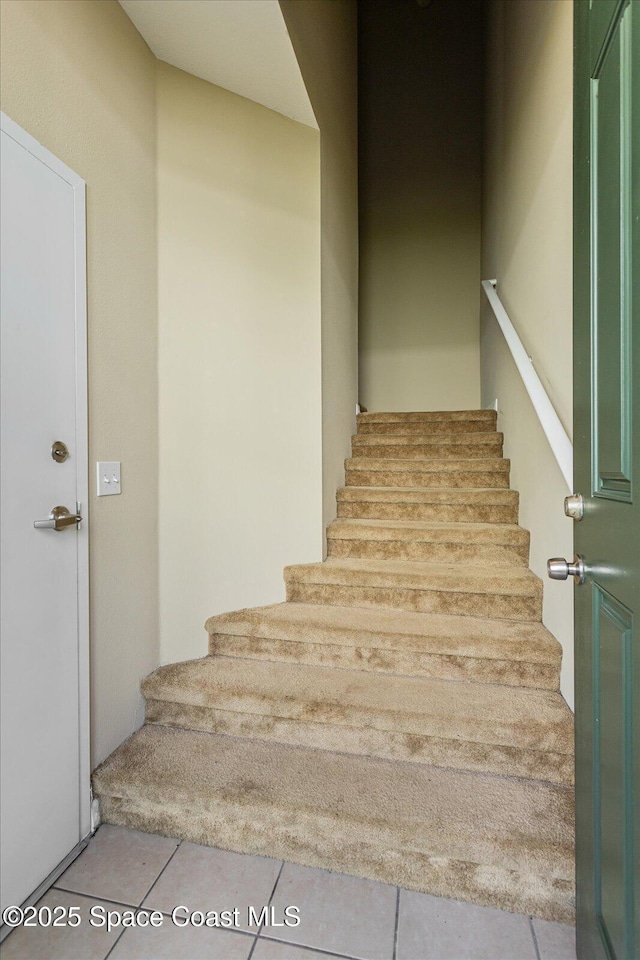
[[93, 725, 574, 924]]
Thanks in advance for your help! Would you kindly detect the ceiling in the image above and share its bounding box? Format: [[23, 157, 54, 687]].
[[118, 0, 317, 128]]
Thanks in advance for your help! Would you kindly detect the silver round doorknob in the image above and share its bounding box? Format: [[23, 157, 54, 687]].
[[564, 493, 585, 520], [547, 555, 586, 584]]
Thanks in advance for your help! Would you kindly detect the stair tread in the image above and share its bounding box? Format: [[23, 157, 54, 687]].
[[143, 657, 573, 755], [358, 410, 497, 422], [352, 448, 504, 461], [206, 603, 561, 663], [93, 725, 572, 882], [352, 440, 504, 460], [337, 486, 518, 502], [327, 518, 528, 544], [285, 558, 542, 597], [353, 432, 502, 445], [347, 457, 509, 471]]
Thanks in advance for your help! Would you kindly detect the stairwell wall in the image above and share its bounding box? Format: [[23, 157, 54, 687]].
[[278, 0, 359, 536], [357, 0, 483, 413], [157, 62, 322, 666], [481, 0, 574, 707]]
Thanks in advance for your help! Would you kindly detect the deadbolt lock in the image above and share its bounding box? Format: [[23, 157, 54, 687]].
[[51, 440, 70, 463]]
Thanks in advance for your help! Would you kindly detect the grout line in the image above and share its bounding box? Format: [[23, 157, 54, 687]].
[[247, 860, 285, 960], [247, 934, 259, 960], [103, 923, 129, 960], [154, 910, 256, 935], [256, 932, 366, 960], [59, 838, 184, 960], [393, 886, 400, 960], [52, 886, 149, 911], [135, 838, 183, 908], [529, 916, 542, 960], [267, 861, 286, 906]]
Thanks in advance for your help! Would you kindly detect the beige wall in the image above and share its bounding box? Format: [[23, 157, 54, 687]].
[[0, 0, 159, 764], [358, 0, 482, 413], [279, 0, 359, 533], [482, 0, 575, 707], [157, 63, 322, 665]]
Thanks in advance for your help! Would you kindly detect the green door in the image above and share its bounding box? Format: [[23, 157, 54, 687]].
[[574, 1, 639, 957]]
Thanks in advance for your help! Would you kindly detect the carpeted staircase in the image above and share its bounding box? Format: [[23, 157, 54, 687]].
[[93, 410, 574, 923]]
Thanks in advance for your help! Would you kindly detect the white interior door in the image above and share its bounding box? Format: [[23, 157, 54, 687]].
[[0, 114, 89, 914]]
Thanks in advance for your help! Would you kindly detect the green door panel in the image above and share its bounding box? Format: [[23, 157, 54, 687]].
[[589, 0, 628, 72], [574, 1, 639, 958], [591, 3, 633, 503], [593, 586, 635, 959]]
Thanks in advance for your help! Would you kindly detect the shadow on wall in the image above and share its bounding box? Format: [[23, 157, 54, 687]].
[[481, 0, 574, 708], [358, 0, 483, 413]]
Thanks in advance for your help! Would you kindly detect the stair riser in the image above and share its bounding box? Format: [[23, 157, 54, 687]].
[[353, 432, 502, 446], [286, 582, 542, 621], [351, 444, 503, 460], [145, 701, 573, 786], [346, 470, 510, 489], [98, 794, 574, 924], [358, 421, 496, 435], [210, 635, 560, 689], [337, 502, 519, 523], [327, 540, 528, 565]]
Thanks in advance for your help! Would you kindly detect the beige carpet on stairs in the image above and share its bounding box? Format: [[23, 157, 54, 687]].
[[93, 409, 575, 923]]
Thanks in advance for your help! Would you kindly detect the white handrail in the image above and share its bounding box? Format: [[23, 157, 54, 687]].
[[481, 280, 573, 490]]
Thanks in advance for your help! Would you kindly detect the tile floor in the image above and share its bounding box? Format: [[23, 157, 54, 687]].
[[0, 824, 576, 960]]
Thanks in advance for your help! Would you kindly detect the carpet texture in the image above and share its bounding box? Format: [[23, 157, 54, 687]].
[[94, 726, 574, 923], [93, 409, 574, 922], [326, 518, 530, 564], [352, 440, 505, 460], [336, 486, 520, 523], [285, 558, 543, 620], [345, 457, 512, 489], [207, 603, 562, 688], [352, 430, 504, 446], [143, 656, 573, 783]]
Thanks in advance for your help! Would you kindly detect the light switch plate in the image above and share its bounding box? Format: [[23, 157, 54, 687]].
[[97, 461, 121, 497]]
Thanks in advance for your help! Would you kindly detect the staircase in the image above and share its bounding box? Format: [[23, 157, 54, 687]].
[[93, 410, 574, 923]]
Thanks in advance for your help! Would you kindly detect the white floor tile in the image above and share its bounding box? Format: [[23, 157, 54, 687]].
[[396, 889, 537, 960], [142, 841, 282, 933], [268, 862, 397, 960], [55, 824, 178, 905], [253, 938, 350, 960], [532, 918, 576, 960], [6, 824, 571, 960], [109, 920, 254, 959], [0, 890, 126, 960]]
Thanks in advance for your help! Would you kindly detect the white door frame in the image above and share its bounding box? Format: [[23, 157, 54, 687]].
[[1, 111, 90, 843]]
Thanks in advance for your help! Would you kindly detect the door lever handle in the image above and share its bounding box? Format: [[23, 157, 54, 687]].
[[34, 505, 82, 531]]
